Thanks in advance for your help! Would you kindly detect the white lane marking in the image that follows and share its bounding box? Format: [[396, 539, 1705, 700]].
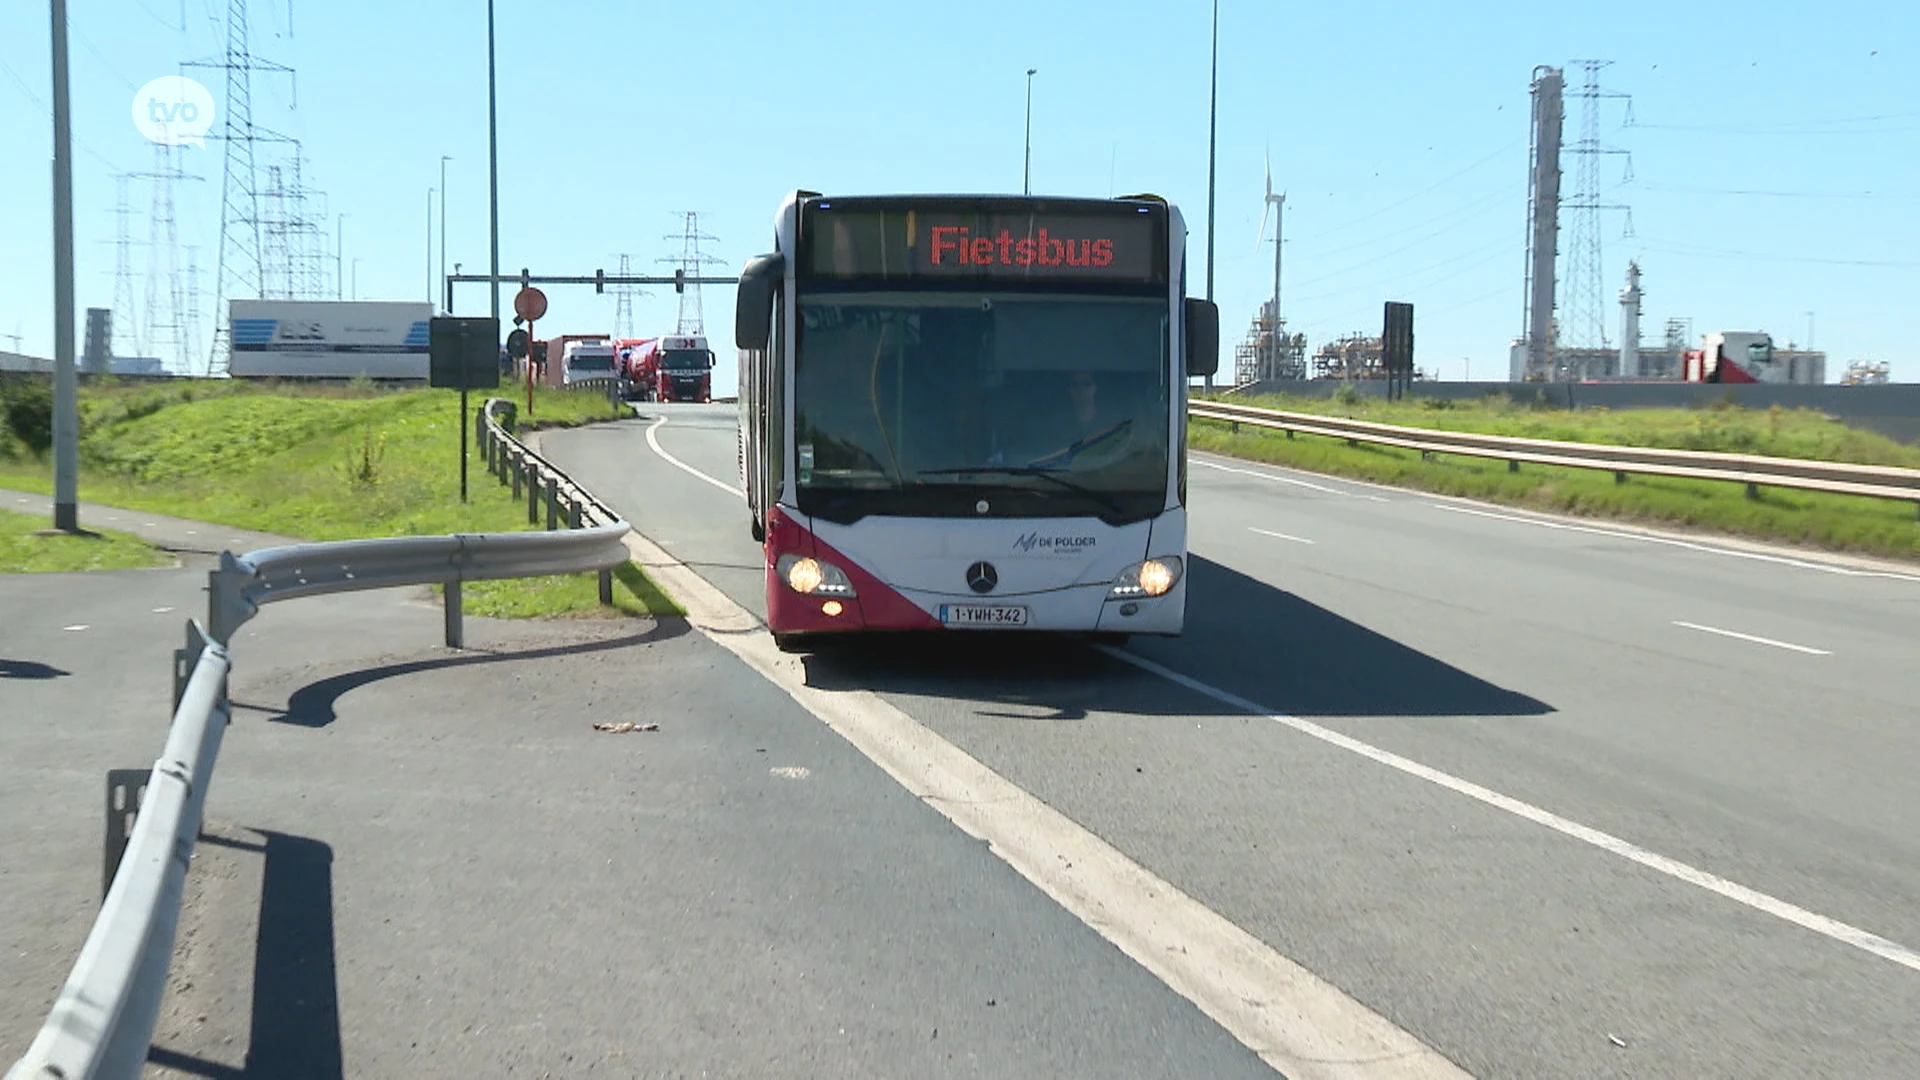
[[769, 766, 810, 779], [1196, 458, 1355, 497], [63, 625, 88, 632], [1196, 457, 1392, 501], [1250, 527, 1316, 545], [152, 606, 174, 614], [620, 528, 1466, 1080], [1672, 621, 1831, 656], [644, 416, 744, 496], [1103, 647, 1920, 976], [1429, 502, 1920, 585]]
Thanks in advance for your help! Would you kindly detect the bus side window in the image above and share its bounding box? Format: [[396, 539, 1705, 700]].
[[766, 290, 784, 498]]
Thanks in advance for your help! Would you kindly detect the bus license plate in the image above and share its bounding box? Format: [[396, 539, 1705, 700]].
[[940, 604, 1029, 628]]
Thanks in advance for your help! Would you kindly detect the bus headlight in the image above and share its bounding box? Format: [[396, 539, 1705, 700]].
[[776, 554, 857, 597], [1109, 556, 1183, 599]]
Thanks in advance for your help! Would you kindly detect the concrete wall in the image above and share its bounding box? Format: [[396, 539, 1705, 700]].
[[1224, 380, 1920, 445], [0, 351, 52, 373]]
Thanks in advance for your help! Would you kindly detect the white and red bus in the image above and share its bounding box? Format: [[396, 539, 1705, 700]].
[[734, 192, 1220, 651]]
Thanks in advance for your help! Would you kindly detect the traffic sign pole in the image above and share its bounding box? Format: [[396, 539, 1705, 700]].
[[458, 323, 471, 503], [512, 287, 547, 419]]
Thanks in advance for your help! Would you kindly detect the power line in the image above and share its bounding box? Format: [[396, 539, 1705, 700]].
[[1288, 137, 1525, 244], [0, 53, 124, 171], [1639, 184, 1913, 200], [1636, 239, 1915, 269]]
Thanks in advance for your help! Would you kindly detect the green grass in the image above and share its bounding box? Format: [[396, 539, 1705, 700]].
[[0, 379, 682, 615], [462, 562, 684, 619], [0, 507, 173, 573], [1206, 389, 1920, 467], [1190, 395, 1920, 562]]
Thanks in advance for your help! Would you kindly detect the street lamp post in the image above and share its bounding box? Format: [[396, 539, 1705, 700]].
[[487, 0, 502, 335], [1204, 0, 1218, 392], [1023, 68, 1036, 195], [439, 154, 452, 312], [426, 186, 436, 304], [49, 0, 79, 532]]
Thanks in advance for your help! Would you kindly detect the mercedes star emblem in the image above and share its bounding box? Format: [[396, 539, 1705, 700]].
[[965, 561, 998, 594]]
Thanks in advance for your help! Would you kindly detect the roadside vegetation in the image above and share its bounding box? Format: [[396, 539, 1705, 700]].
[[0, 377, 681, 614], [1191, 390, 1920, 562], [0, 507, 171, 573]]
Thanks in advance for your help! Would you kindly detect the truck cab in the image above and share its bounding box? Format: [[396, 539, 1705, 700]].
[[654, 334, 716, 403], [561, 339, 617, 385]]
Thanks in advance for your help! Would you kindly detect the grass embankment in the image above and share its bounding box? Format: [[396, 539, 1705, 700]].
[[1193, 390, 1920, 561], [0, 507, 171, 573], [0, 379, 682, 616]]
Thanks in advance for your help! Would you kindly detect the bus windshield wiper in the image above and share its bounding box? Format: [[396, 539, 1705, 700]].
[[916, 466, 1126, 515]]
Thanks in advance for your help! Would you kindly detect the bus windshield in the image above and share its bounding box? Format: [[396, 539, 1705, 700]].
[[793, 290, 1170, 524]]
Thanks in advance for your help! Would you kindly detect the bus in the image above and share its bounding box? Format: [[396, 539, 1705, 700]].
[[734, 191, 1219, 652]]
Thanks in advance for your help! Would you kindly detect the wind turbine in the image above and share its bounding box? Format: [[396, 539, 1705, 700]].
[[1257, 155, 1287, 378]]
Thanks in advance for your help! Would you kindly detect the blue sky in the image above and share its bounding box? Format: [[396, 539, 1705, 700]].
[[3, 0, 1916, 388]]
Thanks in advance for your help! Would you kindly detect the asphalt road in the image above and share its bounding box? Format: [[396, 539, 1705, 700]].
[[3, 511, 1271, 1076], [540, 402, 1920, 1079]]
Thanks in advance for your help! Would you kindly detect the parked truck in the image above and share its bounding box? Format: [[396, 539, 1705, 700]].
[[532, 334, 609, 387], [561, 339, 617, 385], [649, 334, 716, 403], [614, 337, 659, 401], [1684, 331, 1824, 385]]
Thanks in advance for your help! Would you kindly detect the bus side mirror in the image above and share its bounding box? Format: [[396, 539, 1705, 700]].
[[1184, 298, 1220, 378], [735, 253, 783, 351]]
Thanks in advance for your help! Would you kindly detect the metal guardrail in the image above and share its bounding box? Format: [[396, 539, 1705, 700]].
[[7, 400, 633, 1080], [1191, 398, 1920, 516]]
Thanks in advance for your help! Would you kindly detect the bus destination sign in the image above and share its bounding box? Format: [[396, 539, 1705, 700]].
[[803, 205, 1164, 284]]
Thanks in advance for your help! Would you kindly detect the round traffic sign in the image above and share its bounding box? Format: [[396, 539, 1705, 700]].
[[513, 286, 548, 322]]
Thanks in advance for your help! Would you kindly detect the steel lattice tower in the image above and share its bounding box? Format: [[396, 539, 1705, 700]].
[[182, 245, 203, 369], [1560, 60, 1633, 356], [659, 212, 725, 336], [110, 175, 141, 360], [130, 144, 199, 373], [188, 0, 293, 374], [612, 252, 641, 339]]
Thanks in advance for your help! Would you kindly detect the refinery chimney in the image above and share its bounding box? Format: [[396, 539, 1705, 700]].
[[1619, 260, 1641, 378]]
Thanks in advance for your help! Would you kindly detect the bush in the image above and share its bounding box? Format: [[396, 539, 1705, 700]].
[[2, 379, 55, 455]]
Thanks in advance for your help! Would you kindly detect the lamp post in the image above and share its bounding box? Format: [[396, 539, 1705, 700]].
[[335, 212, 347, 300], [1204, 0, 1218, 392], [1023, 68, 1036, 195], [439, 154, 452, 312], [487, 0, 501, 335], [49, 0, 79, 532], [425, 186, 436, 304]]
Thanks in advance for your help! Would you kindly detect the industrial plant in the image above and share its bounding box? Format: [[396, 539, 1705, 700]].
[[1231, 60, 1851, 389]]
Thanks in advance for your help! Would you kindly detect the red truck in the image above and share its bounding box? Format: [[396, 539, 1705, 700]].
[[615, 337, 658, 401], [619, 334, 715, 403]]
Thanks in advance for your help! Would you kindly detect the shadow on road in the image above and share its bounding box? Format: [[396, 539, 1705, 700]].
[[148, 830, 342, 1080], [1152, 555, 1554, 718], [799, 556, 1551, 720], [0, 658, 70, 679], [241, 621, 688, 728]]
